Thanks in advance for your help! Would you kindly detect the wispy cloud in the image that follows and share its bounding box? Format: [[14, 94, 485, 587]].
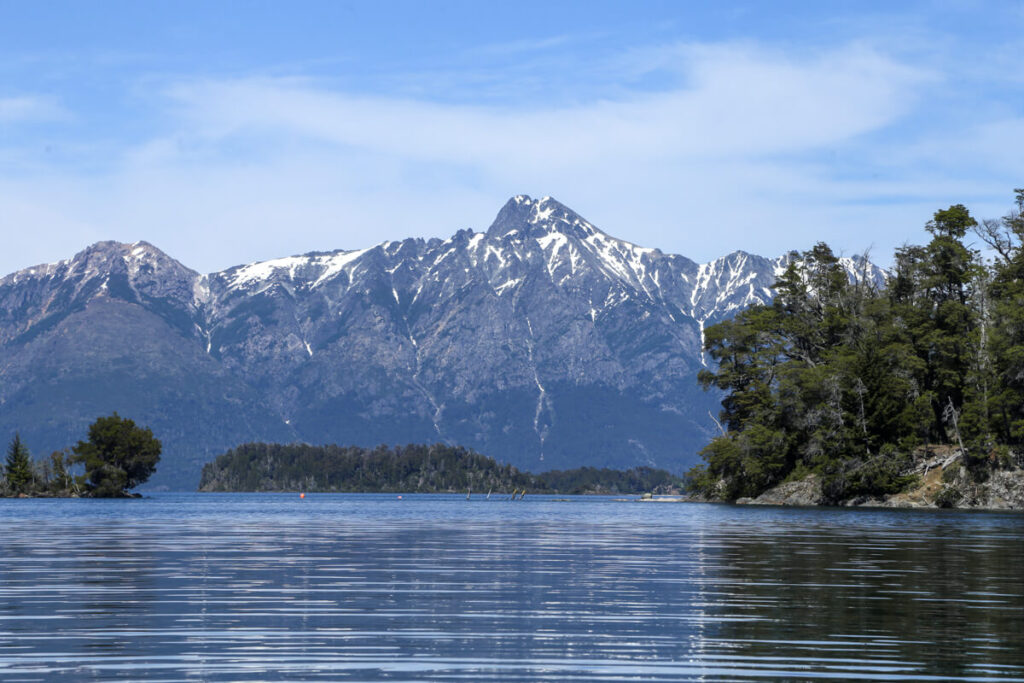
[[162, 43, 926, 166], [0, 38, 1019, 277], [0, 95, 67, 124], [467, 33, 582, 58]]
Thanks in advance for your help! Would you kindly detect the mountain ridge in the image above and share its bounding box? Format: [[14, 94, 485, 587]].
[[0, 195, 886, 489]]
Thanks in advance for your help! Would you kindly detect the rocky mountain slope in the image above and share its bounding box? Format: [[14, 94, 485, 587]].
[[0, 196, 885, 489]]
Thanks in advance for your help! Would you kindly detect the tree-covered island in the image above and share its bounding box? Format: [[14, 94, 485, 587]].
[[199, 442, 684, 495], [688, 191, 1024, 509], [2, 413, 161, 498]]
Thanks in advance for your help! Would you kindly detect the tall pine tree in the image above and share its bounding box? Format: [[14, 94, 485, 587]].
[[4, 434, 34, 494], [985, 190, 1024, 446], [919, 205, 981, 447]]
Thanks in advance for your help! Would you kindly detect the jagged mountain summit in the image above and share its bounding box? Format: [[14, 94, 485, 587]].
[[0, 196, 885, 489]]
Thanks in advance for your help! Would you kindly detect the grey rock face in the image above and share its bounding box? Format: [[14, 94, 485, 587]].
[[0, 196, 887, 489], [942, 469, 1024, 510], [737, 475, 824, 506]]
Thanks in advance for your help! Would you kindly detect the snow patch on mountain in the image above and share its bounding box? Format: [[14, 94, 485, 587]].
[[312, 249, 369, 288]]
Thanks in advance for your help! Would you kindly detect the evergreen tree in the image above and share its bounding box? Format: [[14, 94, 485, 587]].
[[71, 414, 161, 497], [4, 434, 34, 494], [985, 190, 1024, 445], [920, 205, 982, 445]]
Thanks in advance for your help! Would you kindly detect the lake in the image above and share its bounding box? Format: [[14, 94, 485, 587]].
[[1, 493, 1023, 681]]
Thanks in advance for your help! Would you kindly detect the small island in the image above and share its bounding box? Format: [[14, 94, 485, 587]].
[[2, 413, 160, 498], [198, 442, 684, 495]]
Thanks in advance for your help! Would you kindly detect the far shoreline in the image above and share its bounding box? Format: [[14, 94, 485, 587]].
[[7, 489, 1024, 513]]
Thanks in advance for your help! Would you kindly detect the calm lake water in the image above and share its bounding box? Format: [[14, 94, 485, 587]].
[[1, 493, 1023, 681]]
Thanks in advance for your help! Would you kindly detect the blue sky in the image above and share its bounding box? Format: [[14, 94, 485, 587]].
[[1, 1, 1022, 275]]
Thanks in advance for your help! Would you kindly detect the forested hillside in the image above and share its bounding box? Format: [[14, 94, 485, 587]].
[[198, 442, 684, 494], [689, 191, 1024, 504]]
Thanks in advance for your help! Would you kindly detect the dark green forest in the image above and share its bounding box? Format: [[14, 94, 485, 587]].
[[689, 190, 1024, 503], [198, 442, 683, 494]]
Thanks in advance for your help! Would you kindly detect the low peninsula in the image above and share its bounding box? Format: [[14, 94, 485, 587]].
[[198, 442, 684, 495]]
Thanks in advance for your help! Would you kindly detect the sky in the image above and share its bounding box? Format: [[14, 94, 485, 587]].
[[1, 0, 1023, 276]]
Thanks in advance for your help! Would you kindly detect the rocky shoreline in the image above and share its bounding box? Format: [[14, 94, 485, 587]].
[[728, 451, 1024, 511]]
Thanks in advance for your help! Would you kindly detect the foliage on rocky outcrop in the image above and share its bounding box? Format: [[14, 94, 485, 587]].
[[690, 191, 1024, 506]]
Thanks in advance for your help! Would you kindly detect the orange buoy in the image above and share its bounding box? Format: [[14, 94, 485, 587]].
[[300, 493, 305, 499]]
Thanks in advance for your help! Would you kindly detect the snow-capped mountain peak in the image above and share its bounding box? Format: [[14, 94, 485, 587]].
[[0, 195, 888, 489], [487, 194, 602, 241]]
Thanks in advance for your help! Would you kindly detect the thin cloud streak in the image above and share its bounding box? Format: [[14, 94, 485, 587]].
[[163, 43, 926, 165], [0, 95, 68, 124]]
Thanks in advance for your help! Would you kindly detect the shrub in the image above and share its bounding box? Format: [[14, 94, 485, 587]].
[[935, 485, 960, 508], [820, 452, 916, 505]]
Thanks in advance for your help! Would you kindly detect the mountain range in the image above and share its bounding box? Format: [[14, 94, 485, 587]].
[[0, 195, 885, 489]]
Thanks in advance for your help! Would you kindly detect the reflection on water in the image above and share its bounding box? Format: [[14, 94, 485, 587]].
[[1, 494, 1023, 681]]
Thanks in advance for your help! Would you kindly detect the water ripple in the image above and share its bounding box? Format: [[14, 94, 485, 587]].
[[1, 493, 1022, 681]]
